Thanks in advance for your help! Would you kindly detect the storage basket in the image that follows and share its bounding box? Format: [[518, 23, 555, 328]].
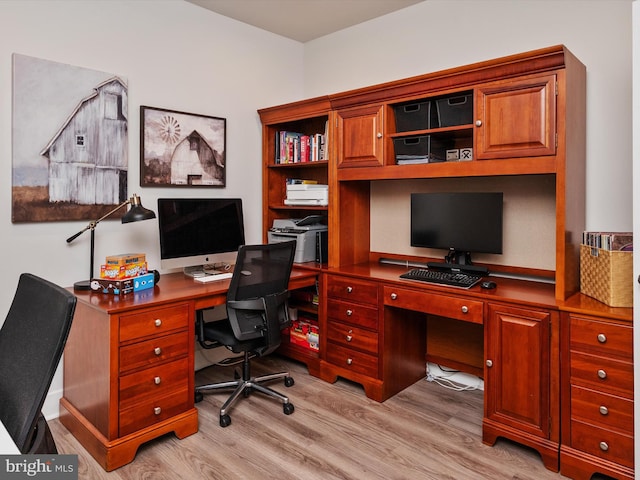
[[580, 244, 633, 307]]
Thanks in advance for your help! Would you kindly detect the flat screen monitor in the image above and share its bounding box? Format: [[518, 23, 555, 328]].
[[410, 192, 503, 265], [157, 198, 245, 275]]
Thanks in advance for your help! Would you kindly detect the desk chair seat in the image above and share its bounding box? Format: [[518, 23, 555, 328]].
[[0, 273, 77, 453], [195, 241, 296, 428]]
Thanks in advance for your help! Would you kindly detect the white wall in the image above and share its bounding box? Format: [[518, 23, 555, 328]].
[[0, 0, 305, 418], [303, 0, 633, 233]]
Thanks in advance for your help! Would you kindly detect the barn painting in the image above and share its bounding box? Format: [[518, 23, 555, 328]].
[[141, 106, 226, 187], [12, 54, 128, 223]]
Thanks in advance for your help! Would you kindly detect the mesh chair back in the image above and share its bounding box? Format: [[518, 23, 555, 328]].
[[0, 274, 76, 453], [226, 241, 296, 347]]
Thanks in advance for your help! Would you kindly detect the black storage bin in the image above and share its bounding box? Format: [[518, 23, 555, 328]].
[[393, 101, 431, 132], [393, 135, 445, 164], [434, 93, 473, 128]]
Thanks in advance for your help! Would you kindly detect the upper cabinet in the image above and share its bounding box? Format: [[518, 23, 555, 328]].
[[336, 104, 384, 168], [476, 74, 557, 159]]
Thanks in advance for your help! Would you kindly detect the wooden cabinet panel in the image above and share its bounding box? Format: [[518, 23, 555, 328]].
[[383, 286, 483, 324], [570, 419, 633, 469], [476, 74, 556, 159], [118, 387, 191, 437], [570, 351, 633, 396], [326, 321, 378, 354], [326, 276, 378, 305], [337, 104, 384, 168], [325, 343, 379, 378], [569, 315, 632, 360], [119, 358, 190, 409], [570, 385, 633, 434], [119, 332, 189, 373], [119, 303, 190, 343], [326, 299, 378, 330]]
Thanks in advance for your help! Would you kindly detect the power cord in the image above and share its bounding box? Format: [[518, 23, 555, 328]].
[[425, 363, 483, 392]]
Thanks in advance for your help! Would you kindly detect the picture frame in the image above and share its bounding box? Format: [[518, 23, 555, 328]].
[[140, 106, 226, 187]]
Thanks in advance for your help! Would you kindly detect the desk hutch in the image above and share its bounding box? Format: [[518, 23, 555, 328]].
[[259, 46, 634, 480]]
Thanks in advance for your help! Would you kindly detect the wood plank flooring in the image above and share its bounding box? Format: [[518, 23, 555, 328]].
[[49, 356, 574, 479]]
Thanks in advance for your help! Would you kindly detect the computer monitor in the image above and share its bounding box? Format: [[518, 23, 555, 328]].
[[410, 192, 503, 265], [157, 197, 245, 276]]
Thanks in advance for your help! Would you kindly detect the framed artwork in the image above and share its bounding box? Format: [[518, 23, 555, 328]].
[[140, 106, 226, 187], [11, 53, 128, 223]]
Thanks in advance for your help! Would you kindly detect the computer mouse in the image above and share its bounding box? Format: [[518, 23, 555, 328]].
[[481, 280, 497, 289]]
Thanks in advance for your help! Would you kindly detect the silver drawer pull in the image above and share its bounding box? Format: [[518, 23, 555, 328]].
[[486, 360, 493, 368], [154, 319, 162, 327], [154, 376, 161, 385], [599, 441, 609, 452], [154, 407, 162, 415], [346, 358, 353, 365], [597, 333, 607, 343], [346, 309, 353, 316], [461, 306, 469, 314], [597, 369, 607, 379], [346, 286, 353, 293], [390, 293, 398, 300], [599, 405, 609, 416], [154, 347, 162, 356], [346, 335, 353, 342]]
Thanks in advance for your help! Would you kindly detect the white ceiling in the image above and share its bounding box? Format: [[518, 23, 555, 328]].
[[184, 0, 425, 43]]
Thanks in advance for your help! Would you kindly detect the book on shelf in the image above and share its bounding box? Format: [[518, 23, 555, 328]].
[[582, 231, 633, 251], [286, 178, 318, 185], [275, 130, 326, 164]]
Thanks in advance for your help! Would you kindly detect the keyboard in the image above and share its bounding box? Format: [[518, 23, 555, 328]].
[[400, 268, 483, 288], [194, 272, 233, 283]]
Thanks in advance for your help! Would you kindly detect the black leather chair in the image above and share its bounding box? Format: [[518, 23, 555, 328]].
[[0, 273, 77, 453], [195, 241, 296, 427]]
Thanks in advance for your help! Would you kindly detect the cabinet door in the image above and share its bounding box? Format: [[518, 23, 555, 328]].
[[476, 74, 556, 159], [336, 104, 384, 168], [485, 303, 553, 438]]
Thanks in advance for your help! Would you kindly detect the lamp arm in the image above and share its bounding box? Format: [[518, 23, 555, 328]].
[[65, 199, 130, 243]]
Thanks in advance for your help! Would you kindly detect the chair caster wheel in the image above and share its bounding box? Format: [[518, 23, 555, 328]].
[[284, 376, 294, 387], [220, 414, 231, 427], [194, 391, 204, 403], [283, 403, 294, 415]]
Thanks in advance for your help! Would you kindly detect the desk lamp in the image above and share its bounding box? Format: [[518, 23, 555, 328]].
[[66, 193, 156, 291]]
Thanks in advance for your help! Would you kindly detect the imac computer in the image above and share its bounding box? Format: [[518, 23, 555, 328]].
[[157, 198, 245, 277], [410, 192, 503, 269]]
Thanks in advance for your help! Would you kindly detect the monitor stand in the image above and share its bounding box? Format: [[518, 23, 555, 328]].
[[445, 249, 473, 265]]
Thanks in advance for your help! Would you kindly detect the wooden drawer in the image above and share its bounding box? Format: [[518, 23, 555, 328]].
[[119, 303, 190, 343], [119, 387, 191, 437], [570, 315, 632, 360], [327, 299, 378, 330], [119, 332, 189, 374], [327, 276, 378, 305], [119, 357, 190, 410], [383, 286, 483, 324], [326, 321, 378, 354], [570, 385, 633, 434], [570, 419, 634, 468], [571, 351, 633, 394], [325, 343, 378, 378]]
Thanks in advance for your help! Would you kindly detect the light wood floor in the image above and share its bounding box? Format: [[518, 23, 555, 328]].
[[50, 356, 574, 480]]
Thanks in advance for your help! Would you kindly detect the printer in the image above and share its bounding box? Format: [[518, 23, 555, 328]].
[[268, 215, 328, 263]]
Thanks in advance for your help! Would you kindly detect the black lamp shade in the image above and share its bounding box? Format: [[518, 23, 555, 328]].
[[121, 195, 156, 223]]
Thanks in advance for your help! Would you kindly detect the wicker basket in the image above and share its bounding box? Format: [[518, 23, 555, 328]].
[[580, 244, 633, 307]]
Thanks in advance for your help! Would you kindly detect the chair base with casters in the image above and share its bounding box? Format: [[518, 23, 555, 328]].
[[195, 345, 295, 428]]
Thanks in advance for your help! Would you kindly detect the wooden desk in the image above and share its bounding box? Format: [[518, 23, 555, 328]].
[[59, 269, 317, 471]]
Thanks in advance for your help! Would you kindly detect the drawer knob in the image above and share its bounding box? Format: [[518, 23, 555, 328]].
[[154, 376, 161, 385], [346, 286, 353, 293], [377, 132, 383, 139], [597, 369, 607, 379], [486, 359, 493, 368], [461, 305, 469, 314], [599, 405, 609, 416], [154, 319, 162, 327], [597, 333, 607, 343], [154, 347, 162, 356], [154, 407, 162, 415], [475, 120, 483, 127], [346, 309, 353, 316], [346, 335, 353, 342], [346, 358, 353, 365], [599, 441, 609, 452], [390, 293, 398, 300]]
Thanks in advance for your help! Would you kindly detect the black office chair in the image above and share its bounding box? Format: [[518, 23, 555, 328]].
[[0, 273, 77, 454], [195, 241, 296, 427]]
